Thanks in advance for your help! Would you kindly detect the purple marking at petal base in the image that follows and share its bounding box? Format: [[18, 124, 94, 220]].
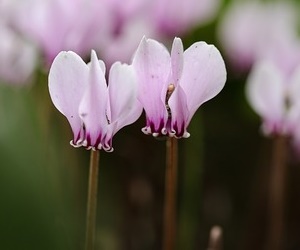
[[94, 133, 102, 149], [86, 134, 92, 147], [173, 121, 186, 138], [149, 118, 165, 136]]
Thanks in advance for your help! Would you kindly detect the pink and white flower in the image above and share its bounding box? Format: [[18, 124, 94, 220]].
[[218, 1, 298, 71], [9, 0, 111, 64], [0, 12, 37, 85], [48, 50, 142, 152], [246, 59, 300, 136], [132, 37, 226, 138], [152, 0, 221, 36]]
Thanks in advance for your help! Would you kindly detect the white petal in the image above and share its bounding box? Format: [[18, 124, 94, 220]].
[[245, 60, 285, 132], [180, 42, 226, 124], [132, 37, 170, 131], [78, 50, 108, 146], [170, 37, 184, 85], [108, 62, 142, 134], [48, 51, 88, 141]]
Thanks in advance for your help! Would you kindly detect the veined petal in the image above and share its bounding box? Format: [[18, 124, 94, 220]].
[[168, 85, 190, 138], [108, 62, 142, 134], [245, 60, 285, 134], [78, 50, 108, 148], [132, 36, 170, 135], [180, 42, 226, 125], [48, 51, 88, 143]]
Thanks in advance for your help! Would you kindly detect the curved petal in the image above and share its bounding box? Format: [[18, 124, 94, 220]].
[[48, 51, 88, 142], [245, 60, 285, 134], [170, 37, 184, 85], [168, 85, 190, 138], [180, 42, 226, 125], [108, 62, 142, 134], [87, 59, 106, 73], [132, 36, 170, 135], [159, 37, 184, 106], [78, 50, 108, 148]]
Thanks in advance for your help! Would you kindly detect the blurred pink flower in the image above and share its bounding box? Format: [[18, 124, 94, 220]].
[[100, 11, 158, 66], [2, 0, 222, 69], [218, 1, 298, 71], [48, 50, 142, 152], [103, 0, 150, 23], [132, 37, 226, 138], [9, 0, 111, 64], [0, 18, 37, 84], [99, 0, 221, 65], [246, 60, 300, 136], [152, 0, 221, 36]]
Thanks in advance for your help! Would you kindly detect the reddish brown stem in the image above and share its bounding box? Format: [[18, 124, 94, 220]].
[[85, 150, 100, 250], [163, 137, 178, 250], [265, 135, 287, 250]]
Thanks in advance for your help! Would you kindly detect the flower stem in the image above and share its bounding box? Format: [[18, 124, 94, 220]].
[[85, 150, 100, 250], [163, 137, 178, 250], [265, 135, 287, 250]]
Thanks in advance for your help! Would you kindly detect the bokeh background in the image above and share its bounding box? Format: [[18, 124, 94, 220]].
[[1, 0, 300, 249]]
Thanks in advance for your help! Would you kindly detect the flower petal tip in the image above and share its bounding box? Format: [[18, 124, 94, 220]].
[[183, 132, 190, 138], [141, 127, 151, 135], [70, 140, 83, 148]]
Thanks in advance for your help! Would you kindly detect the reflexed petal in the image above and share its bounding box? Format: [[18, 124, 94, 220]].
[[180, 42, 226, 124], [170, 37, 184, 85], [108, 62, 142, 133], [48, 51, 88, 142], [168, 85, 190, 138], [87, 59, 106, 73], [132, 37, 170, 132], [78, 50, 108, 147], [245, 60, 285, 133]]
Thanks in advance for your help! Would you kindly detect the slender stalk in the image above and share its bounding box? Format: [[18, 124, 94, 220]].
[[207, 226, 223, 250], [163, 137, 178, 250], [265, 135, 287, 250], [85, 150, 100, 250]]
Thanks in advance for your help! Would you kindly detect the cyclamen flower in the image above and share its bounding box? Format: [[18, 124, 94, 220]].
[[246, 60, 300, 136], [218, 1, 298, 71], [152, 0, 221, 36], [0, 21, 37, 85], [132, 37, 226, 138], [9, 0, 112, 64], [48, 50, 142, 152]]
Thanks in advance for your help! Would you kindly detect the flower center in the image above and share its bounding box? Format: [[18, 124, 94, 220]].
[[165, 83, 175, 118]]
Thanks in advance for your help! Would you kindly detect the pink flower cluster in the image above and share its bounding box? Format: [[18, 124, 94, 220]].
[[0, 0, 221, 84], [48, 37, 227, 151], [218, 0, 300, 149], [218, 1, 300, 72]]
